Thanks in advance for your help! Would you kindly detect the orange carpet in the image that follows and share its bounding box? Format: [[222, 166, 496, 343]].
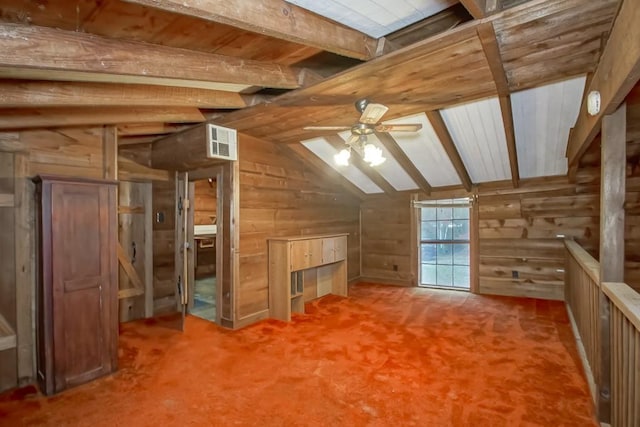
[[0, 283, 596, 426]]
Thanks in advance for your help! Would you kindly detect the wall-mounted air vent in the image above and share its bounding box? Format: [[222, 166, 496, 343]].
[[207, 124, 237, 161]]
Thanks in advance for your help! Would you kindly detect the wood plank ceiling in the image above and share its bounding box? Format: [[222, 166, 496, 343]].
[[0, 0, 621, 195]]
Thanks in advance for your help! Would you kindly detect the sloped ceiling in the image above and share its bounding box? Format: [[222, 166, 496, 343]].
[[0, 0, 621, 196], [286, 0, 458, 38]]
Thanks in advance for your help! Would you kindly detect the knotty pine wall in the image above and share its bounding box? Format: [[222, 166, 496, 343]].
[[236, 134, 361, 322]]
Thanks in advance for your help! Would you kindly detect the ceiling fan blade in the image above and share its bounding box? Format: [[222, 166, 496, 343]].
[[360, 103, 389, 124], [375, 123, 423, 132], [303, 126, 352, 131]]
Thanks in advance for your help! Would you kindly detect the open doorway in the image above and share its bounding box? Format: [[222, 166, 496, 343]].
[[191, 177, 218, 322]]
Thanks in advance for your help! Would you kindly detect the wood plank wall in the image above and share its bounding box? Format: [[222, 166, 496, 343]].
[[151, 180, 177, 313], [194, 179, 217, 225], [236, 134, 361, 321], [0, 152, 17, 391], [361, 194, 416, 285], [0, 126, 112, 392], [360, 178, 601, 299], [477, 181, 599, 300]]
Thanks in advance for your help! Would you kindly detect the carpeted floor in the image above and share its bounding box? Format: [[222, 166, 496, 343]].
[[0, 283, 596, 426]]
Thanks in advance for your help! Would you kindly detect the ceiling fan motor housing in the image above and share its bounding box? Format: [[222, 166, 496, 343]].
[[351, 122, 375, 135]]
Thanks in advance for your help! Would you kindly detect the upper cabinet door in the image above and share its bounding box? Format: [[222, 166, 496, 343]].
[[322, 236, 347, 264], [333, 236, 347, 261], [290, 240, 309, 271]]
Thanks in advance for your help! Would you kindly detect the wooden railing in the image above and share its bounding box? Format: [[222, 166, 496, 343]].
[[565, 240, 601, 398], [602, 282, 640, 427], [565, 240, 640, 426]]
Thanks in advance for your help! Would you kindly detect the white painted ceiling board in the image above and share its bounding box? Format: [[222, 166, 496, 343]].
[[511, 75, 587, 178], [338, 131, 419, 191], [384, 113, 461, 187], [286, 0, 457, 38], [440, 97, 512, 183], [301, 137, 384, 194]]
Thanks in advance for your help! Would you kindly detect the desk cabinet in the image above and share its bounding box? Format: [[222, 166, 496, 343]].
[[35, 176, 118, 395], [268, 234, 347, 321]]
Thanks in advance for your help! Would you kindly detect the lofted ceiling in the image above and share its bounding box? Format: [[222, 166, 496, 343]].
[[0, 0, 625, 197]]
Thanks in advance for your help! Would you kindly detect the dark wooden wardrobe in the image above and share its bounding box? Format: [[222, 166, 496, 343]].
[[35, 176, 118, 395]]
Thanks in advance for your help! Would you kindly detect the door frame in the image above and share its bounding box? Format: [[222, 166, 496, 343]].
[[187, 162, 237, 327]]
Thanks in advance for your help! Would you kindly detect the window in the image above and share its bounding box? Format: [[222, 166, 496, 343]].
[[418, 198, 470, 290]]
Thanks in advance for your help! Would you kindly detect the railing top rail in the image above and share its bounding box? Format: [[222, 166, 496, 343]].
[[565, 239, 600, 286], [602, 282, 640, 331]]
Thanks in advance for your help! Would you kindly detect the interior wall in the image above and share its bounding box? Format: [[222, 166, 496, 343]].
[[360, 177, 601, 300], [194, 179, 217, 225], [0, 152, 17, 391], [151, 180, 176, 313], [361, 194, 416, 285], [0, 127, 111, 393], [477, 179, 599, 299], [236, 134, 361, 323]]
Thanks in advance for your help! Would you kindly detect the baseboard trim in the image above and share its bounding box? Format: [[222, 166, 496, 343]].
[[233, 309, 270, 330]]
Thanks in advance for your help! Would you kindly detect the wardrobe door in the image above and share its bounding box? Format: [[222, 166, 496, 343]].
[[50, 180, 117, 392]]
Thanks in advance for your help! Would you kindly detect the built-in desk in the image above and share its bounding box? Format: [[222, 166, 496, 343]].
[[268, 234, 348, 321]]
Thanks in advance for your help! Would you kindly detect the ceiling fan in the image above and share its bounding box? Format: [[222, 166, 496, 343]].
[[304, 99, 422, 167]]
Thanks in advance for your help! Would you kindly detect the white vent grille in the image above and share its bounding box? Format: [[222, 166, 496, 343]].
[[207, 124, 237, 161]]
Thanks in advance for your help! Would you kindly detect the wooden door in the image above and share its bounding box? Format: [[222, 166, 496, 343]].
[[308, 239, 323, 267], [50, 180, 117, 392], [174, 172, 191, 331]]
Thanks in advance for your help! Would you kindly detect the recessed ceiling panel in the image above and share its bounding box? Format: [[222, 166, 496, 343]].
[[440, 97, 511, 183], [301, 137, 384, 194], [338, 132, 418, 191], [384, 113, 461, 187], [511, 75, 587, 178], [285, 0, 457, 38]]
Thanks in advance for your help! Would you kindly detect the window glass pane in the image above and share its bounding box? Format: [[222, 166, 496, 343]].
[[421, 208, 436, 221], [436, 244, 452, 264], [421, 244, 436, 264], [453, 266, 470, 288], [453, 207, 469, 219], [421, 221, 437, 240], [453, 244, 469, 265], [437, 207, 452, 220], [452, 220, 469, 240], [436, 220, 452, 241], [421, 264, 436, 285], [436, 265, 453, 287]]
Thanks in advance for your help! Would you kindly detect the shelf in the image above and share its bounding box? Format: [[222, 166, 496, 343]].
[[291, 294, 303, 299], [0, 313, 16, 352]]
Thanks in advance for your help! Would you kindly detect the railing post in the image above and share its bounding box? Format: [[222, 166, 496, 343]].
[[598, 102, 626, 423]]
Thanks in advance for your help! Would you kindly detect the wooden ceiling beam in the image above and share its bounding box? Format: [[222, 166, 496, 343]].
[[123, 0, 378, 61], [477, 22, 520, 188], [0, 107, 205, 130], [425, 111, 473, 192], [286, 144, 366, 200], [0, 23, 302, 90], [374, 132, 432, 195], [117, 123, 192, 137], [460, 0, 488, 19], [498, 95, 520, 188], [325, 135, 397, 195], [566, 0, 640, 167], [0, 81, 250, 108]]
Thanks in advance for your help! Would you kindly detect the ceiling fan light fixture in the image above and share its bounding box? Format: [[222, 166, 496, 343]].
[[334, 148, 351, 166], [363, 143, 386, 166]]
